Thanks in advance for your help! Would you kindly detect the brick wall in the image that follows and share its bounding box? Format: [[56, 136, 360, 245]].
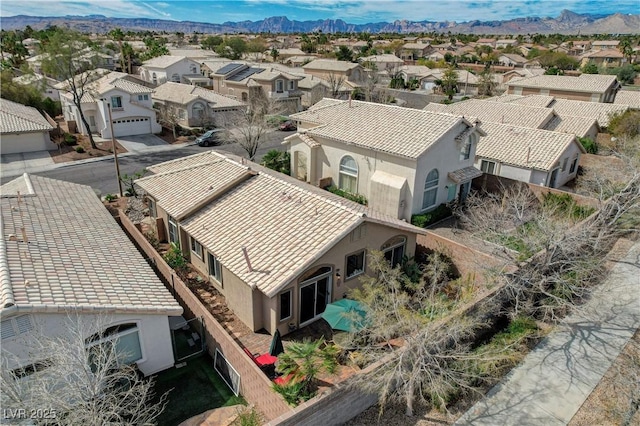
[[119, 211, 292, 421]]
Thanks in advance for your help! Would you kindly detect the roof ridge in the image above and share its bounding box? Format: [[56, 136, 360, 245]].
[[139, 159, 233, 181], [0, 214, 16, 310], [0, 104, 49, 127]]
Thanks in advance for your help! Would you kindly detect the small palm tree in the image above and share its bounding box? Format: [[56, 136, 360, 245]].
[[275, 337, 339, 398]]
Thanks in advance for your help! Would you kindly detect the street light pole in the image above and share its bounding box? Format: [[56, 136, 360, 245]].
[[105, 101, 123, 197]]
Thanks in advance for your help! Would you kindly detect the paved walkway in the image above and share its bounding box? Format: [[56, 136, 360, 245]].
[[456, 241, 640, 425]]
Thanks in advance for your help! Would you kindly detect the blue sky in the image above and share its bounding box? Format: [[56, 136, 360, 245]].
[[1, 1, 637, 24]]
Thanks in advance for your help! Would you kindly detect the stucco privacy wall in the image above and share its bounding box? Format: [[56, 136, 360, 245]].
[[0, 131, 56, 154], [2, 312, 175, 376], [119, 212, 292, 421]]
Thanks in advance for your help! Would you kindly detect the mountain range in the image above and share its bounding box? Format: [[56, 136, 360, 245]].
[[2, 10, 639, 35]]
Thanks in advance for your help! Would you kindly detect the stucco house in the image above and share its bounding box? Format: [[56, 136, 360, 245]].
[[12, 74, 61, 101], [580, 49, 625, 69], [475, 122, 586, 188], [505, 74, 621, 103], [139, 55, 203, 86], [302, 59, 365, 84], [58, 70, 162, 138], [0, 99, 56, 155], [136, 151, 425, 336], [498, 53, 529, 67], [0, 174, 182, 376], [152, 82, 245, 128], [401, 43, 432, 61], [285, 99, 486, 222], [358, 54, 404, 72]]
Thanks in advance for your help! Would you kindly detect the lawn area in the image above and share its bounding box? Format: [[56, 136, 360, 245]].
[[154, 354, 245, 426]]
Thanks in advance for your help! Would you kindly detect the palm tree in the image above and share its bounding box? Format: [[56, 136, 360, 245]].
[[275, 338, 339, 398], [109, 27, 125, 72]]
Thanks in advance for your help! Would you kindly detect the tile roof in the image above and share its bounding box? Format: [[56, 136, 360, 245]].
[[144, 152, 424, 298], [448, 166, 483, 184], [0, 174, 182, 315], [614, 90, 640, 109], [423, 99, 554, 129], [509, 95, 556, 108], [291, 99, 476, 159], [543, 115, 598, 138], [152, 82, 245, 109], [0, 99, 54, 134], [302, 59, 360, 72], [549, 98, 628, 127], [476, 122, 583, 171], [505, 74, 619, 93], [142, 55, 193, 68], [136, 152, 252, 219]]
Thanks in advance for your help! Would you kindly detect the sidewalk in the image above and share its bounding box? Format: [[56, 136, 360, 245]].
[[456, 241, 640, 426]]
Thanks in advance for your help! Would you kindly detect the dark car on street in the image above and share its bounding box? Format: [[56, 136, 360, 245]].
[[195, 129, 225, 147], [278, 120, 297, 131]]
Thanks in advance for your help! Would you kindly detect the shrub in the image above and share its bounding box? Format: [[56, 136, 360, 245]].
[[144, 230, 160, 250], [578, 137, 597, 154], [608, 110, 640, 138], [410, 204, 452, 228], [542, 192, 595, 220], [75, 146, 85, 153], [326, 185, 367, 205], [261, 150, 291, 175], [272, 381, 308, 406], [64, 133, 77, 146], [104, 193, 117, 202], [163, 242, 187, 273]]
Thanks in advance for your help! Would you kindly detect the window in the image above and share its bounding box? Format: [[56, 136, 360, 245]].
[[86, 322, 142, 366], [110, 96, 123, 109], [190, 64, 197, 74], [460, 135, 473, 160], [276, 79, 284, 93], [147, 198, 157, 217], [339, 156, 358, 193], [208, 252, 223, 285], [346, 250, 366, 279], [288, 80, 295, 90], [192, 102, 205, 119], [241, 92, 248, 102], [152, 72, 157, 84], [561, 157, 569, 172], [280, 290, 292, 321], [569, 157, 578, 173], [168, 216, 179, 246], [382, 236, 406, 268], [89, 115, 96, 126], [190, 237, 203, 259], [422, 169, 439, 210], [1, 315, 34, 340], [137, 94, 149, 101], [171, 73, 180, 82], [480, 160, 496, 174]]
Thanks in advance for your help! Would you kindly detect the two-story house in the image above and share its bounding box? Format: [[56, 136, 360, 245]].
[[136, 151, 425, 336], [138, 55, 203, 86], [284, 99, 486, 221], [58, 70, 162, 138], [302, 59, 365, 84], [505, 74, 621, 103]]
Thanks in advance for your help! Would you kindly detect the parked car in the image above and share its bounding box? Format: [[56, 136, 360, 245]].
[[279, 120, 297, 131], [195, 129, 225, 147]]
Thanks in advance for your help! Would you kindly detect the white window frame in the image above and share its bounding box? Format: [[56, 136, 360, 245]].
[[1, 315, 34, 340], [190, 237, 203, 259], [168, 216, 179, 246], [480, 160, 496, 174], [339, 155, 358, 193], [279, 289, 292, 322], [288, 80, 295, 90], [561, 157, 569, 172], [147, 198, 157, 217], [382, 236, 406, 268], [208, 252, 223, 285], [460, 134, 474, 161], [345, 250, 366, 280], [422, 169, 439, 210], [276, 79, 284, 93], [85, 321, 145, 366], [110, 95, 123, 109], [569, 157, 578, 174], [137, 94, 149, 101]]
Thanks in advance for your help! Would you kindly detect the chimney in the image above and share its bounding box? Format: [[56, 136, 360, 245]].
[[526, 146, 531, 164], [241, 246, 253, 272]]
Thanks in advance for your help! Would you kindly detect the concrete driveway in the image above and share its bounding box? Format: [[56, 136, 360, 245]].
[[1, 151, 54, 178], [111, 134, 172, 154]]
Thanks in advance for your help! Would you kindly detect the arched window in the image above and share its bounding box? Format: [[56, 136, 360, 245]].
[[422, 169, 439, 210], [190, 64, 197, 74], [339, 156, 358, 193], [192, 102, 205, 119], [381, 236, 406, 267]]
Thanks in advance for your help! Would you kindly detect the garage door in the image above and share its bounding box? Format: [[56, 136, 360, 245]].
[[112, 116, 152, 137]]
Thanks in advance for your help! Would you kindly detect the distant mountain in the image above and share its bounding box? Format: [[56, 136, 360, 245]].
[[1, 11, 638, 35]]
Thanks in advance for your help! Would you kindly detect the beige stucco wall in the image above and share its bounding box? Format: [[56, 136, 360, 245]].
[[0, 131, 56, 154]]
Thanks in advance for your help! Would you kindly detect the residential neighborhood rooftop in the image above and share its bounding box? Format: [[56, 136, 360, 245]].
[[302, 59, 361, 72], [0, 174, 182, 315], [505, 74, 619, 94], [141, 55, 195, 68], [614, 90, 640, 109], [152, 81, 245, 109], [0, 99, 54, 134]]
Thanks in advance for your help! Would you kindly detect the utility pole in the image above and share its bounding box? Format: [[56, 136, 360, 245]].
[[105, 101, 123, 197]]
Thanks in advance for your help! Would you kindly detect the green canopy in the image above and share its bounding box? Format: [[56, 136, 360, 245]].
[[321, 299, 367, 332]]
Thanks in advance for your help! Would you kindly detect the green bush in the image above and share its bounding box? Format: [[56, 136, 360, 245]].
[[542, 192, 595, 220], [326, 186, 367, 205], [65, 134, 78, 146], [261, 150, 291, 175], [272, 381, 309, 406], [578, 137, 597, 154], [104, 193, 117, 202], [608, 110, 640, 138], [74, 146, 85, 153], [163, 242, 188, 273], [410, 204, 452, 228]]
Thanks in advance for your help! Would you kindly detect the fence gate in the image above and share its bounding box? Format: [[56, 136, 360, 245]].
[[170, 316, 204, 362]]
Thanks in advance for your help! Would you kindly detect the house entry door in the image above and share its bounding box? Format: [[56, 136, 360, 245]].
[[299, 272, 331, 326], [549, 168, 559, 188]]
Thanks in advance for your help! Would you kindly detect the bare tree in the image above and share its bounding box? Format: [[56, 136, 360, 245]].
[[1, 315, 169, 425], [326, 72, 347, 99], [156, 103, 182, 140]]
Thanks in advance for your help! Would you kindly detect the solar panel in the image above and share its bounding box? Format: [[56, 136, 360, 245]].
[[227, 67, 265, 82], [215, 63, 244, 75]]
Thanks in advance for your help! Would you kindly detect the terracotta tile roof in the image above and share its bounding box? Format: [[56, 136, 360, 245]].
[[549, 98, 628, 127], [136, 153, 252, 219], [614, 90, 640, 109], [283, 132, 320, 148], [0, 174, 182, 315], [506, 74, 619, 94], [477, 122, 583, 171], [292, 99, 475, 159], [145, 152, 424, 298], [152, 82, 245, 109], [424, 99, 554, 129], [448, 166, 483, 184], [543, 115, 598, 138], [0, 99, 54, 134]]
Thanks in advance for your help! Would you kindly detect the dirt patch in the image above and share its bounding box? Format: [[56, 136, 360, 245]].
[[155, 128, 192, 145], [49, 133, 127, 164]]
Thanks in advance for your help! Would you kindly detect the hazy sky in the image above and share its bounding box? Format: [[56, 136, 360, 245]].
[[1, 0, 637, 24]]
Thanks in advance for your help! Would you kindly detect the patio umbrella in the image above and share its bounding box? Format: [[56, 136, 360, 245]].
[[322, 299, 367, 332], [269, 329, 284, 357]]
